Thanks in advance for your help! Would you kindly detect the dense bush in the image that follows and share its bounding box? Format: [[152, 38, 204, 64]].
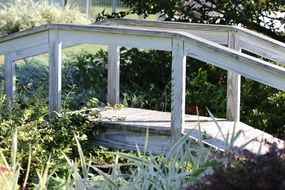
[[187, 143, 285, 190], [0, 0, 91, 35]]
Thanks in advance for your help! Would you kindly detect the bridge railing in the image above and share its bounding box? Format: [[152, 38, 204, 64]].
[[1, 20, 284, 144], [99, 19, 285, 123]]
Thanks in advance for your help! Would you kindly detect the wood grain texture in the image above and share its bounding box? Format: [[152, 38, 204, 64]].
[[13, 44, 49, 60], [58, 30, 172, 51], [96, 19, 229, 45], [182, 33, 285, 91], [107, 45, 120, 105], [99, 19, 285, 64], [0, 21, 283, 65], [48, 30, 62, 113], [171, 37, 186, 145], [227, 32, 241, 121], [90, 108, 283, 154], [4, 54, 15, 102], [0, 32, 48, 55], [237, 27, 285, 65]]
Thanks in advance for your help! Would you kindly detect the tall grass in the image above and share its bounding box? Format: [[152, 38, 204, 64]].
[[0, 0, 91, 35], [0, 114, 257, 190]]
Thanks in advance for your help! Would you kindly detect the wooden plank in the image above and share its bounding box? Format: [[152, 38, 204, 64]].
[[107, 45, 120, 105], [13, 44, 49, 60], [227, 32, 241, 121], [238, 27, 285, 65], [100, 18, 233, 32], [0, 25, 49, 44], [58, 30, 172, 51], [100, 19, 285, 63], [0, 31, 49, 55], [48, 30, 62, 113], [4, 54, 15, 102], [90, 108, 284, 154], [96, 20, 229, 45], [182, 33, 285, 91], [171, 37, 186, 145], [92, 128, 170, 154]]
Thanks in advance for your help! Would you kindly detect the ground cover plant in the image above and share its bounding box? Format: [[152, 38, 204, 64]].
[[0, 0, 285, 189]]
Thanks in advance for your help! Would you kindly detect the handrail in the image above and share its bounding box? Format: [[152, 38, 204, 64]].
[[98, 19, 285, 65], [1, 21, 284, 144]]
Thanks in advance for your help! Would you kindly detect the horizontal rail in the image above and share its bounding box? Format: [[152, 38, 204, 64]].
[[0, 23, 284, 92], [99, 19, 285, 65], [98, 19, 231, 45], [181, 32, 285, 91], [1, 21, 284, 148]]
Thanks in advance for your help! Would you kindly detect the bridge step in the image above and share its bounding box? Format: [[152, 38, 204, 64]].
[[88, 108, 283, 154]]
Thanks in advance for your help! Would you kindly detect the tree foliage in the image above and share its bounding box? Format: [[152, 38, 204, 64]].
[[122, 0, 285, 41]]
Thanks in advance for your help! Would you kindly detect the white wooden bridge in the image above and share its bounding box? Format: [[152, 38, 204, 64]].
[[1, 19, 285, 154]]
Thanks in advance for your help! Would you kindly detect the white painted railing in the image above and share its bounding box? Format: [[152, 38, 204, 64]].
[[1, 19, 284, 144]]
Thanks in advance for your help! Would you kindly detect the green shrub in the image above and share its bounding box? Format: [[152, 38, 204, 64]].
[[0, 0, 91, 35], [0, 89, 101, 183]]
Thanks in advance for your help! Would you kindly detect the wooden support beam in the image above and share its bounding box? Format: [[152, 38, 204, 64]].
[[48, 30, 62, 113], [227, 32, 241, 121], [4, 54, 15, 103], [107, 45, 120, 105], [171, 37, 186, 145]]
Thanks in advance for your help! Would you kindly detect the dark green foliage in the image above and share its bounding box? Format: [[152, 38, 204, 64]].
[[241, 78, 285, 137], [62, 50, 108, 109], [187, 143, 285, 190], [121, 0, 284, 41], [119, 48, 227, 115]]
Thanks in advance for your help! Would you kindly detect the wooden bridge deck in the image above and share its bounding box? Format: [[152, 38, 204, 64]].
[[90, 108, 283, 154]]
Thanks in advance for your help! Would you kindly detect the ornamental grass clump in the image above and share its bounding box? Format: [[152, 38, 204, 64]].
[[0, 0, 91, 35]]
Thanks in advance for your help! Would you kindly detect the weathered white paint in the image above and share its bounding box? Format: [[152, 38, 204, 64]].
[[0, 21, 284, 120], [58, 30, 172, 51], [108, 45, 120, 105], [14, 44, 49, 60], [238, 27, 285, 64], [227, 32, 241, 121], [0, 31, 48, 55], [99, 19, 285, 64], [97, 19, 230, 45], [183, 33, 285, 91], [171, 37, 186, 145], [91, 107, 284, 154], [4, 54, 16, 102], [48, 30, 62, 113]]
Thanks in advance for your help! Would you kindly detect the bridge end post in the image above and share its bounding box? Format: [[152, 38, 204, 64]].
[[4, 54, 16, 104], [107, 45, 120, 105], [48, 30, 62, 114], [227, 32, 241, 121], [171, 37, 186, 146]]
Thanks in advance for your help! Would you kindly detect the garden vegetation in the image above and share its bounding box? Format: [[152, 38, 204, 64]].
[[0, 0, 284, 189]]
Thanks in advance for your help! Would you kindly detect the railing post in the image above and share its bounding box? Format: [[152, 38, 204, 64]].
[[112, 0, 117, 13], [48, 30, 62, 113], [227, 32, 241, 121], [171, 37, 186, 145], [107, 45, 120, 105], [4, 54, 16, 103]]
